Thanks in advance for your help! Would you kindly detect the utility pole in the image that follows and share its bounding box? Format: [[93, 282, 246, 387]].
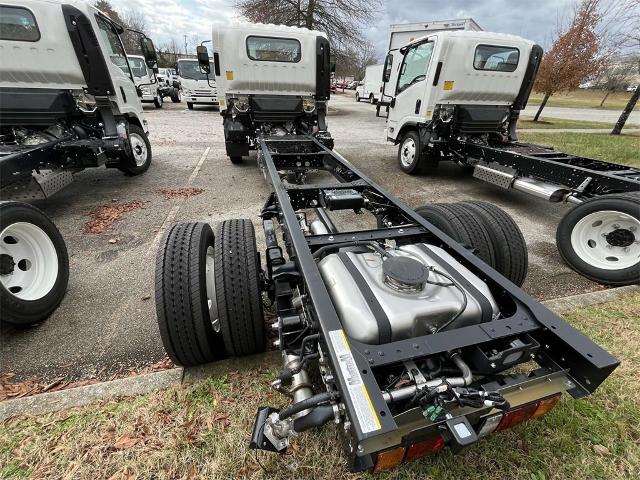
[[184, 34, 188, 55]]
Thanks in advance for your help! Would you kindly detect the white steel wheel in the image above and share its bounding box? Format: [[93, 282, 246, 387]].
[[0, 222, 58, 301], [130, 133, 148, 167], [570, 210, 639, 270], [400, 137, 416, 168], [0, 201, 69, 326], [557, 194, 640, 286]]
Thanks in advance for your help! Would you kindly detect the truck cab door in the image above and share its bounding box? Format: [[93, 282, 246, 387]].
[[387, 41, 435, 141]]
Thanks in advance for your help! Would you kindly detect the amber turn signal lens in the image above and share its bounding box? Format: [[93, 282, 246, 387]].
[[373, 446, 406, 472], [532, 393, 562, 419], [404, 435, 445, 463]]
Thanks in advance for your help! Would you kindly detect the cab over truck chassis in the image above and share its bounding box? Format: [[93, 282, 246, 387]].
[[155, 23, 618, 474], [379, 30, 640, 286]]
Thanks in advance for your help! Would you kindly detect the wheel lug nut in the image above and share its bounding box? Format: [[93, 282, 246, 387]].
[[612, 224, 620, 229], [630, 226, 637, 232]]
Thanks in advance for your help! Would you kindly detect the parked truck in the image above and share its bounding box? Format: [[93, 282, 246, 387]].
[[176, 58, 217, 110], [154, 22, 618, 474], [0, 0, 158, 324], [355, 64, 383, 104], [127, 54, 163, 108], [380, 29, 639, 286]]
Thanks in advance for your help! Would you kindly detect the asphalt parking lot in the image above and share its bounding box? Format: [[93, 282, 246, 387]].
[[1, 93, 607, 383]]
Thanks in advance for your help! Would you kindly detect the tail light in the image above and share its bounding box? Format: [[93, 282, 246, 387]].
[[480, 393, 562, 436], [495, 402, 538, 431], [373, 446, 405, 472], [404, 435, 444, 462]]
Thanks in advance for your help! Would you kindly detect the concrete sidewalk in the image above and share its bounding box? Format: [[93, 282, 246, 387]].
[[522, 105, 640, 124]]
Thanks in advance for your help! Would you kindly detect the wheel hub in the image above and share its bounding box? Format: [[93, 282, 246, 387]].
[[606, 228, 635, 248]]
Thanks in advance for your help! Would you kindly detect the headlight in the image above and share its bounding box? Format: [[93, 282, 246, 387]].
[[183, 88, 192, 95], [141, 86, 150, 94], [232, 95, 250, 113], [73, 91, 96, 113], [302, 96, 316, 113], [436, 105, 455, 123]]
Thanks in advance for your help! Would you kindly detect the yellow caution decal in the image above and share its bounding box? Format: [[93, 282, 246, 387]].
[[226, 70, 234, 80], [443, 80, 454, 91], [329, 330, 381, 433]]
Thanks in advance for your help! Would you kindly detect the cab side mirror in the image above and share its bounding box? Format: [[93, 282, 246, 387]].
[[382, 53, 393, 83], [197, 45, 211, 74], [140, 37, 158, 69]]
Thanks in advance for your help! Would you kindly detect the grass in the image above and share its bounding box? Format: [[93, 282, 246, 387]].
[[529, 90, 634, 110], [518, 116, 625, 130], [518, 131, 640, 168], [1, 294, 639, 479]]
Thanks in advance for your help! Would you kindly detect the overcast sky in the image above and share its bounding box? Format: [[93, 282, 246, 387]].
[[105, 0, 576, 60]]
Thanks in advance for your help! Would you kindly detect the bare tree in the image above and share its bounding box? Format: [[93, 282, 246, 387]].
[[533, 0, 604, 121], [597, 57, 638, 107], [120, 10, 148, 54], [234, 0, 382, 49], [612, 85, 640, 134]]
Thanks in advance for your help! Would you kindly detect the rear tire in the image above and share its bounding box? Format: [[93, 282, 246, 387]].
[[415, 203, 496, 267], [214, 219, 265, 356], [229, 156, 243, 164], [118, 124, 152, 176], [155, 222, 226, 366], [0, 201, 69, 327], [153, 94, 163, 108], [187, 102, 194, 110], [171, 88, 181, 103], [459, 201, 528, 286], [556, 193, 640, 286]]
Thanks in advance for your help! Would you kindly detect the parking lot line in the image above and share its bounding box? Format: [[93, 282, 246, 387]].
[[146, 146, 210, 256]]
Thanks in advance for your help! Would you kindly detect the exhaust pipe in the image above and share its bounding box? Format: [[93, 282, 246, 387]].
[[511, 177, 570, 202]]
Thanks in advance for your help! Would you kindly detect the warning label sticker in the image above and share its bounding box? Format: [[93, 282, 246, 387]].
[[328, 330, 381, 434]]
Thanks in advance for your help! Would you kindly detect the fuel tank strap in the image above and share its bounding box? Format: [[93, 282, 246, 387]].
[[337, 251, 392, 343], [416, 244, 493, 324]]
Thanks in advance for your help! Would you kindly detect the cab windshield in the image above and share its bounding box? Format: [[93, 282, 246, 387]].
[[178, 61, 207, 80], [128, 57, 148, 78]]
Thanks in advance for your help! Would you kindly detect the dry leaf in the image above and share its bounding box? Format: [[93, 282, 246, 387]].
[[593, 444, 609, 455], [112, 435, 141, 450]]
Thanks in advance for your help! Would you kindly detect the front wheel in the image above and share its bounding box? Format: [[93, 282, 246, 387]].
[[171, 88, 181, 103], [118, 124, 152, 175], [557, 193, 640, 286], [369, 94, 374, 104], [355, 92, 360, 102], [154, 94, 163, 108], [187, 102, 194, 110], [0, 201, 69, 326], [398, 131, 422, 174]]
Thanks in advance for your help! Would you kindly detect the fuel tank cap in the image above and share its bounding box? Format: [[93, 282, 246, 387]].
[[382, 256, 429, 292]]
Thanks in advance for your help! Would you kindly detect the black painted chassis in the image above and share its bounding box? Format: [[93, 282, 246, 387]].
[[254, 134, 618, 471]]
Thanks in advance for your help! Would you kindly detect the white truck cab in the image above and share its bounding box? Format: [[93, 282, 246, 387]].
[[197, 22, 334, 162], [176, 58, 217, 110], [383, 31, 540, 173], [355, 64, 383, 104], [128, 54, 163, 108]]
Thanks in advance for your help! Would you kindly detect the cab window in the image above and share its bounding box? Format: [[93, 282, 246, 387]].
[[397, 42, 434, 94], [95, 15, 130, 76], [0, 5, 40, 41], [474, 45, 519, 72], [246, 36, 301, 63]]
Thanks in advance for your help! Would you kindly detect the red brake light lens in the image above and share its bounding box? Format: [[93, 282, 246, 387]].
[[495, 402, 538, 431], [404, 435, 445, 462]]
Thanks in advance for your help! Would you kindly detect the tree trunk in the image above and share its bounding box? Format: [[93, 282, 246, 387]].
[[611, 85, 640, 135], [533, 93, 551, 122], [305, 0, 316, 29], [599, 90, 611, 107]]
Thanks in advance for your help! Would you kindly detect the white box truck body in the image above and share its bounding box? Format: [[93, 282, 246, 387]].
[[355, 64, 383, 103]]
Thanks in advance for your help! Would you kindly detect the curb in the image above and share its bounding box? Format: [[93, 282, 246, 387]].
[[2, 288, 637, 421]]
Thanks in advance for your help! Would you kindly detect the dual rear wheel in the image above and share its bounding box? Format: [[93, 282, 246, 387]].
[[415, 201, 528, 287], [155, 219, 265, 366]]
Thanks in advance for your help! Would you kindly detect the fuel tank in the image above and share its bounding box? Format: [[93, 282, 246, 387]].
[[318, 243, 498, 344]]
